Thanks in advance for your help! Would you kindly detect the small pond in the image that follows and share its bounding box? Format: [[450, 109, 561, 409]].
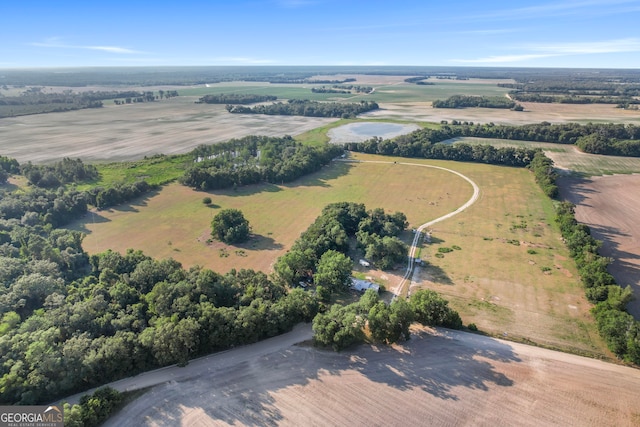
[[328, 122, 420, 144]]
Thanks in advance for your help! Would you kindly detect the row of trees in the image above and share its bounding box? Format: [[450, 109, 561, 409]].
[[313, 289, 462, 351], [180, 136, 343, 190], [226, 99, 378, 118], [346, 135, 538, 167], [554, 202, 639, 363], [432, 95, 521, 110], [197, 93, 277, 104], [355, 121, 640, 158]]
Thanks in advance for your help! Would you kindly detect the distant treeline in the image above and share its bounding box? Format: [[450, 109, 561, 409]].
[[0, 88, 178, 117], [226, 99, 379, 118], [432, 122, 640, 157], [432, 95, 521, 110], [311, 85, 373, 94], [500, 78, 640, 105], [196, 94, 277, 104], [180, 135, 343, 190]]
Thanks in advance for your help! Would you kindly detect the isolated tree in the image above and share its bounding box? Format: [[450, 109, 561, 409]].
[[211, 208, 250, 244]]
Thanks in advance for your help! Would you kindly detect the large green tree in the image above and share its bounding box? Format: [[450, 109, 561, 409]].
[[211, 208, 251, 244]]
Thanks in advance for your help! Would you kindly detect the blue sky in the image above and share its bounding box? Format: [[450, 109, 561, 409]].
[[2, 0, 640, 68]]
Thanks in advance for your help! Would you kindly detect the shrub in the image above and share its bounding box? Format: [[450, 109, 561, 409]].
[[202, 196, 212, 205]]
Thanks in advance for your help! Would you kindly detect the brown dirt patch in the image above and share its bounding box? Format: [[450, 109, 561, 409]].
[[103, 326, 640, 427], [558, 174, 640, 319]]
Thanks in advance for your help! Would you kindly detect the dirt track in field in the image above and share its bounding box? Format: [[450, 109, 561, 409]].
[[103, 325, 640, 427], [558, 174, 640, 319], [0, 98, 335, 164]]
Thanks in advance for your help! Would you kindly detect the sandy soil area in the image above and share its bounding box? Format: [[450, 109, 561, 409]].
[[0, 97, 335, 163], [362, 101, 640, 126], [558, 174, 640, 319], [103, 325, 640, 427]]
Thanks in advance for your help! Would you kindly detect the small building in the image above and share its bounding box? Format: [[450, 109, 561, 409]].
[[351, 279, 380, 293]]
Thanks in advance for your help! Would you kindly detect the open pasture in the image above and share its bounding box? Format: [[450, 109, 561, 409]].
[[398, 156, 606, 356], [73, 154, 471, 276], [72, 152, 607, 356], [447, 137, 640, 175]]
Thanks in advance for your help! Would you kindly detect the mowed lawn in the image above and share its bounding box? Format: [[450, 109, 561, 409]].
[[71, 153, 608, 357]]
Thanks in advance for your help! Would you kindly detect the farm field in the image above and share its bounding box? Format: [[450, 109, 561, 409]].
[[446, 137, 640, 175], [71, 152, 607, 357], [559, 174, 640, 319], [363, 100, 640, 126], [0, 96, 336, 163], [103, 325, 640, 427]]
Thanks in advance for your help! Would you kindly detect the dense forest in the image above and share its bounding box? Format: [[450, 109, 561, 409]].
[[197, 94, 277, 104], [225, 99, 379, 118], [180, 135, 344, 190]]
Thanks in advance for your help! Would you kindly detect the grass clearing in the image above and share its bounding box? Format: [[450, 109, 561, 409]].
[[72, 153, 470, 274], [70, 152, 608, 357], [447, 137, 640, 176], [405, 159, 606, 356]]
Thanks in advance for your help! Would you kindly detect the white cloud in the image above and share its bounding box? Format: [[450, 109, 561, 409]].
[[212, 57, 277, 64], [31, 38, 143, 54], [454, 37, 640, 64], [528, 38, 640, 54], [452, 54, 560, 64]]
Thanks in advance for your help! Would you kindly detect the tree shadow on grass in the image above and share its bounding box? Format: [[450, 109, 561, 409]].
[[111, 328, 519, 427]]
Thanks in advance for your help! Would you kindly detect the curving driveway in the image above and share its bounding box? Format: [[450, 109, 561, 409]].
[[336, 159, 480, 298]]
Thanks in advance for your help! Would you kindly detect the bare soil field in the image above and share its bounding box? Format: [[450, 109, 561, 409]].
[[103, 326, 640, 427], [362, 101, 640, 125], [0, 97, 335, 163], [558, 174, 640, 319]]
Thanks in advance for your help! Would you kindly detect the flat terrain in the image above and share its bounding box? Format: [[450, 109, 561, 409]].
[[71, 156, 470, 282], [446, 137, 640, 175], [103, 325, 640, 427], [363, 101, 640, 126], [558, 174, 640, 319], [0, 97, 335, 163], [71, 154, 606, 356]]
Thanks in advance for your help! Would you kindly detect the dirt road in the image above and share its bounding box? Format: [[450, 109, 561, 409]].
[[103, 326, 640, 427]]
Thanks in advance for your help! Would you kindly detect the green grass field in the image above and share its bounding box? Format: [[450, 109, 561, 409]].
[[176, 80, 511, 104], [71, 152, 608, 357], [447, 136, 640, 176]]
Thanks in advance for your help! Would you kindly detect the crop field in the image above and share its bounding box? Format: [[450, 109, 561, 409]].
[[0, 96, 336, 164], [363, 99, 640, 126], [559, 174, 640, 319], [446, 137, 640, 175], [71, 152, 607, 356]]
